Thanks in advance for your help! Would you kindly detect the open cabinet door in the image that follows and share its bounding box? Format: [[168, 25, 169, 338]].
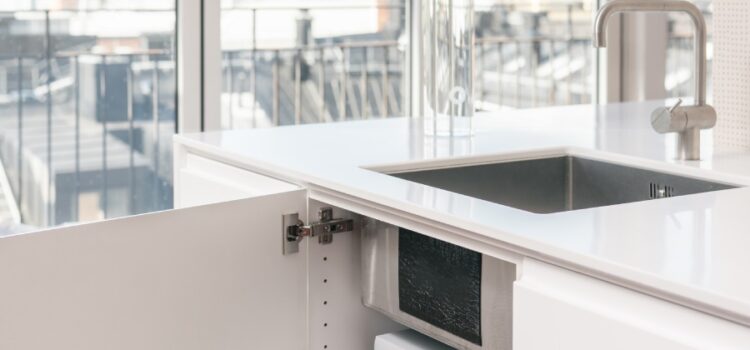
[[0, 190, 308, 350]]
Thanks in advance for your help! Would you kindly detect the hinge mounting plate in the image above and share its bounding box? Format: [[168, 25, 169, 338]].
[[282, 207, 354, 255]]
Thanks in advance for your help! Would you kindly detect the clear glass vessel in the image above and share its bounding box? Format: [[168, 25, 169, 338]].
[[421, 0, 475, 136]]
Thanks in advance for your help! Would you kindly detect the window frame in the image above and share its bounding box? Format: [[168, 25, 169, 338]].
[[177, 0, 221, 133], [180, 0, 663, 128], [184, 0, 415, 130]]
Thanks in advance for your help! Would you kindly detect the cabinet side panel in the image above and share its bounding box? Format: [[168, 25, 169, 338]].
[[307, 200, 405, 350]]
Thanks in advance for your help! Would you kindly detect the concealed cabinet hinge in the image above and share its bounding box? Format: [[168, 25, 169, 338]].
[[282, 207, 354, 255]]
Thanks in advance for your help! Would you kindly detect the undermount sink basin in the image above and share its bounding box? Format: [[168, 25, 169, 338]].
[[388, 156, 737, 214]]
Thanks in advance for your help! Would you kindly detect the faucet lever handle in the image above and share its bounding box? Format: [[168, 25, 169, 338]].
[[651, 100, 687, 134], [669, 98, 683, 112]]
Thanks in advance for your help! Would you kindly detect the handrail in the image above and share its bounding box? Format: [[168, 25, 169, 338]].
[[0, 50, 172, 60], [0, 8, 175, 14], [222, 36, 592, 55], [477, 35, 588, 44], [220, 4, 405, 11], [222, 40, 400, 54], [0, 4, 402, 14], [473, 2, 587, 11], [55, 49, 172, 58]]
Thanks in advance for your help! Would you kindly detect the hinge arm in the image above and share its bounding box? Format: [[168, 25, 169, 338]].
[[282, 207, 354, 255]]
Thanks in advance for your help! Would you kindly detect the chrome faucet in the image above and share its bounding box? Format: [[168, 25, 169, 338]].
[[593, 0, 716, 160]]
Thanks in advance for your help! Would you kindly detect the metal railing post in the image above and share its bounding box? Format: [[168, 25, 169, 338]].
[[45, 10, 53, 225], [318, 48, 326, 122], [360, 46, 369, 119], [515, 40, 521, 107], [566, 36, 573, 104], [152, 56, 161, 211], [382, 46, 389, 118], [16, 57, 23, 212], [272, 50, 280, 126], [127, 55, 135, 215], [294, 49, 302, 124], [251, 8, 257, 128], [74, 55, 80, 221], [583, 38, 591, 104], [228, 51, 235, 129], [251, 50, 257, 128], [497, 43, 503, 107], [100, 55, 109, 218], [532, 39, 539, 107], [340, 47, 348, 121], [549, 39, 556, 106], [479, 42, 485, 109], [683, 36, 690, 97]]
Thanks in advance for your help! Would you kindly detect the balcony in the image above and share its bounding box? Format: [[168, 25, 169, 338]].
[[0, 1, 709, 232]]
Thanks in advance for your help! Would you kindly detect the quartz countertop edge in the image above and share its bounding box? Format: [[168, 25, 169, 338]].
[[174, 100, 750, 327]]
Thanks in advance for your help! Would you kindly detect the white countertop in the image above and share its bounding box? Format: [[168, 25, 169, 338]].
[[175, 100, 750, 326]]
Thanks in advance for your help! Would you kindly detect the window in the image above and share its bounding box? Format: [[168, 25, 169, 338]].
[[474, 0, 596, 111], [0, 0, 696, 234], [219, 0, 409, 129], [665, 0, 712, 101], [0, 1, 176, 232]]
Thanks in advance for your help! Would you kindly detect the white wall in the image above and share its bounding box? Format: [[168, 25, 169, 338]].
[[714, 0, 750, 151]]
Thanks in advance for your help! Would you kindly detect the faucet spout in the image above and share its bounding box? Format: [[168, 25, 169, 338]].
[[593, 0, 715, 161], [593, 0, 708, 105]]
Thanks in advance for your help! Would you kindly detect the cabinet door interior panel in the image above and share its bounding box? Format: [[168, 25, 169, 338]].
[[0, 190, 308, 350]]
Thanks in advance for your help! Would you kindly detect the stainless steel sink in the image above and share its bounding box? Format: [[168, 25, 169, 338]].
[[389, 156, 737, 214]]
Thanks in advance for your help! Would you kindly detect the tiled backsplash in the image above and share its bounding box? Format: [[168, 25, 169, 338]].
[[714, 0, 750, 151]]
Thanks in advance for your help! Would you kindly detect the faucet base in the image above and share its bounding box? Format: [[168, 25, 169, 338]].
[[677, 128, 701, 160]]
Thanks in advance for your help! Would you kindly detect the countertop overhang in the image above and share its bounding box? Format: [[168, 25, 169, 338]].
[[175, 100, 750, 327]]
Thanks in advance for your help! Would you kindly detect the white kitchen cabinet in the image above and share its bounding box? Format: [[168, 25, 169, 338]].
[[4, 144, 750, 350], [514, 259, 750, 350], [0, 187, 401, 350], [174, 143, 299, 208], [151, 149, 750, 349]]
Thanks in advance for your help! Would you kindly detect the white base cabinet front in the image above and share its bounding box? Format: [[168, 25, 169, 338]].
[[0, 190, 309, 350], [514, 259, 750, 350]]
